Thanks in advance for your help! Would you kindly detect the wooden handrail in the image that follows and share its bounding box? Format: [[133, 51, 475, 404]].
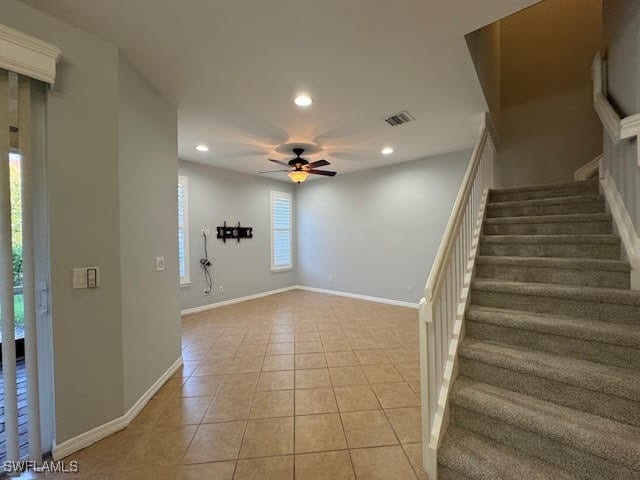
[[423, 124, 488, 306]]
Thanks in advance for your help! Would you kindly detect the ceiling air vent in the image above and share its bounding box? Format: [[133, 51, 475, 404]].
[[384, 110, 414, 127]]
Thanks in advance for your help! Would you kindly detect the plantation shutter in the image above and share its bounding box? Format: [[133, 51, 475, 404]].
[[271, 191, 292, 270]]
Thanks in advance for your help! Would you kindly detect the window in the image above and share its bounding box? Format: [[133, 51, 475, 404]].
[[178, 176, 190, 285], [270, 190, 292, 271]]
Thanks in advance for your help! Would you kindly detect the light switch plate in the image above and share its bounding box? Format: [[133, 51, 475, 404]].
[[155, 256, 166, 271], [73, 267, 100, 289]]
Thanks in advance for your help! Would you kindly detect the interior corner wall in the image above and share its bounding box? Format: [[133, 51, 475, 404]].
[[466, 22, 501, 139], [118, 54, 180, 410], [497, 0, 604, 187], [602, 0, 640, 233], [2, 0, 124, 443], [178, 161, 297, 311], [296, 150, 471, 304]]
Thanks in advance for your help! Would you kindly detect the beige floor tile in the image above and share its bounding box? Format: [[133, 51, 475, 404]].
[[402, 443, 429, 480], [221, 372, 260, 392], [174, 461, 236, 480], [325, 351, 359, 367], [154, 396, 211, 426], [124, 425, 197, 468], [153, 377, 185, 400], [295, 340, 324, 353], [294, 413, 347, 453], [329, 366, 368, 386], [295, 450, 355, 480], [408, 381, 421, 397], [182, 421, 246, 463], [350, 445, 417, 480], [256, 370, 294, 391], [295, 332, 321, 342], [116, 466, 177, 479], [385, 407, 422, 443], [394, 363, 420, 383], [384, 348, 419, 364], [172, 361, 200, 378], [295, 353, 327, 369], [127, 399, 167, 431], [181, 375, 223, 397], [295, 387, 338, 415], [372, 383, 420, 409], [353, 349, 390, 365], [234, 455, 294, 479], [202, 392, 252, 422], [270, 333, 295, 343], [321, 339, 352, 352], [263, 355, 294, 371], [239, 417, 294, 458], [362, 364, 404, 384], [341, 410, 398, 448], [267, 342, 294, 355], [295, 368, 331, 389], [69, 428, 143, 474], [333, 385, 381, 412], [250, 390, 294, 418], [236, 343, 267, 357]]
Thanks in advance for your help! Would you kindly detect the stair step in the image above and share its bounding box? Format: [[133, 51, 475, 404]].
[[465, 306, 640, 368], [483, 213, 612, 235], [450, 377, 640, 479], [439, 426, 575, 480], [471, 279, 640, 324], [489, 178, 599, 203], [479, 234, 620, 260], [487, 195, 605, 218], [475, 256, 630, 289], [458, 339, 640, 426]]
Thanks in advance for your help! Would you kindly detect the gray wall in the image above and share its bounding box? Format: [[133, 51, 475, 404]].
[[296, 150, 470, 304], [603, 0, 640, 232], [3, 0, 181, 444], [179, 161, 296, 311], [497, 0, 604, 187], [118, 54, 180, 410], [3, 0, 125, 442]]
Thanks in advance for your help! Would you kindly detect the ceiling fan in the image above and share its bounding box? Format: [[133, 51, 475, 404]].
[[259, 148, 337, 183]]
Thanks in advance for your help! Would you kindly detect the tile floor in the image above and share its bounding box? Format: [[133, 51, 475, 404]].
[[22, 290, 428, 479]]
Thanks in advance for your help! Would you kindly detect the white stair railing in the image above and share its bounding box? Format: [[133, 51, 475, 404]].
[[419, 122, 495, 479]]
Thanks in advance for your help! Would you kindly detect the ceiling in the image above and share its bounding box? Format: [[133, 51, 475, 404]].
[[22, 0, 537, 181]]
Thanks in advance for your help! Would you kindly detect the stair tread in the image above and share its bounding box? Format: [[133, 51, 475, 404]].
[[475, 255, 630, 272], [484, 213, 611, 225], [459, 339, 640, 401], [466, 305, 640, 348], [490, 178, 598, 195], [439, 425, 576, 480], [488, 194, 603, 209], [480, 234, 619, 244], [472, 279, 640, 307], [451, 377, 640, 471]]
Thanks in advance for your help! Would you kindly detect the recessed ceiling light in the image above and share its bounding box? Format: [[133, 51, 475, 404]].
[[381, 146, 394, 155], [196, 144, 209, 152], [294, 95, 313, 107]]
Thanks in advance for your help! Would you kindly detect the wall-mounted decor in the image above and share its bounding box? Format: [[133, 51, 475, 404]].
[[216, 221, 253, 243]]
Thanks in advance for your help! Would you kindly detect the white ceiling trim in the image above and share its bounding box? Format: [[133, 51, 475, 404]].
[[0, 24, 61, 84]]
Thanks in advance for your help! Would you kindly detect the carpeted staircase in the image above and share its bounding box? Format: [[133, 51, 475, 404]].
[[437, 178, 640, 480]]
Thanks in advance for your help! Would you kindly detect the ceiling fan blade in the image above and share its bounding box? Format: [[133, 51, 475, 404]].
[[308, 169, 337, 177], [259, 169, 290, 173], [307, 159, 330, 168], [269, 158, 291, 167]]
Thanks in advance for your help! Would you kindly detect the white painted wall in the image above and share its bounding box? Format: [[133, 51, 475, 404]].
[[603, 0, 640, 233], [118, 54, 180, 411], [296, 150, 470, 303], [178, 160, 296, 311]]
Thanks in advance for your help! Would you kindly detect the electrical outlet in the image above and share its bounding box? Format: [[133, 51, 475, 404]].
[[204, 289, 212, 296], [155, 256, 166, 271], [201, 226, 210, 237], [218, 285, 224, 294]]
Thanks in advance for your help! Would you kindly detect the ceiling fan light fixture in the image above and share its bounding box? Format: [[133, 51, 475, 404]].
[[381, 146, 394, 155], [288, 170, 310, 183], [294, 95, 313, 107]]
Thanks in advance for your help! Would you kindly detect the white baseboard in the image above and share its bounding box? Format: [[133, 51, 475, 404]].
[[295, 285, 420, 309], [52, 356, 183, 460], [600, 171, 640, 289], [180, 286, 299, 315]]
